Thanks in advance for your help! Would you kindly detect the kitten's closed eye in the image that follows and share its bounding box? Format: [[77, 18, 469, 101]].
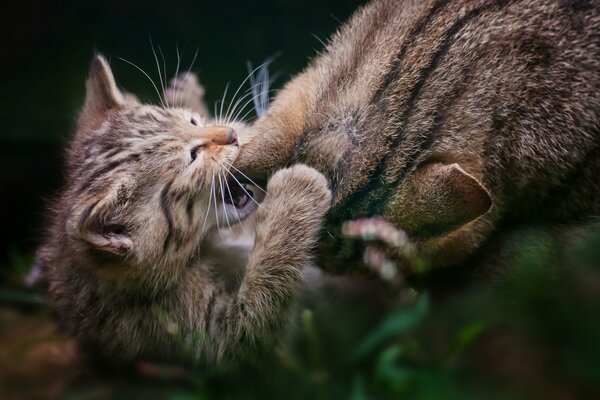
[[190, 145, 202, 162]]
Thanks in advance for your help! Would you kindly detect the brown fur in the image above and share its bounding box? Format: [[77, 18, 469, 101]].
[[34, 55, 332, 364], [235, 0, 600, 273]]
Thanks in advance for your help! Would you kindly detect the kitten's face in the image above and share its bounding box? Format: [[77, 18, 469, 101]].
[[67, 56, 256, 287]]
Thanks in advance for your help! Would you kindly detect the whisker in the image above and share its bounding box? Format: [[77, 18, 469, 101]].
[[214, 100, 220, 122], [149, 36, 167, 108], [211, 173, 223, 235], [228, 86, 278, 124], [177, 48, 199, 109], [215, 160, 265, 210], [228, 93, 258, 124], [247, 59, 274, 118], [222, 160, 267, 194], [223, 61, 272, 124], [224, 173, 244, 226], [171, 45, 183, 108], [116, 56, 165, 107], [218, 82, 231, 125], [201, 174, 214, 233], [218, 174, 231, 229], [225, 83, 272, 124], [230, 94, 271, 123], [174, 45, 183, 82], [311, 33, 328, 48], [158, 45, 169, 108]]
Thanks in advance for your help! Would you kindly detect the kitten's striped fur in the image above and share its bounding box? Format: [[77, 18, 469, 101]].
[[34, 56, 332, 364], [236, 0, 600, 273]]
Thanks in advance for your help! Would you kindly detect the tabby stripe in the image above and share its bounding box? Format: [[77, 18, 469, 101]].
[[340, 0, 511, 218], [381, 0, 512, 184], [78, 200, 100, 227], [204, 292, 217, 333], [160, 180, 175, 254], [77, 153, 140, 194], [372, 0, 450, 102], [388, 0, 509, 149], [186, 197, 195, 221], [103, 147, 123, 159], [376, 55, 484, 213]]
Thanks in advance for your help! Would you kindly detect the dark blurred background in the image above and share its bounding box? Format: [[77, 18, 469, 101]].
[[0, 0, 367, 272]]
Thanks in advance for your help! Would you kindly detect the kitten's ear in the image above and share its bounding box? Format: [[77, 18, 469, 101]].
[[390, 163, 492, 237], [77, 181, 133, 257], [79, 54, 125, 125]]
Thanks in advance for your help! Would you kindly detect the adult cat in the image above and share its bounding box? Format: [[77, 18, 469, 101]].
[[235, 0, 600, 274]]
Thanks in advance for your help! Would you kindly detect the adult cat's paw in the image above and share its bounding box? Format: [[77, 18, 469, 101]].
[[266, 165, 332, 213], [165, 72, 208, 115]]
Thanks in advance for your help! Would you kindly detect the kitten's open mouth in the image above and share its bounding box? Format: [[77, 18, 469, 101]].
[[224, 183, 255, 209]]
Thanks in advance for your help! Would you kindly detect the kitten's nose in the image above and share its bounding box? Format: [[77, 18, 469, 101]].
[[224, 128, 238, 146], [204, 126, 238, 146]]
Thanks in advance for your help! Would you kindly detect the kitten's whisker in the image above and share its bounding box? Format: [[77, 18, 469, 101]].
[[218, 174, 232, 229], [215, 160, 265, 210], [224, 175, 244, 226], [173, 45, 183, 108], [225, 85, 265, 124], [233, 97, 266, 124], [149, 36, 167, 109], [247, 59, 274, 117], [214, 100, 220, 123], [177, 48, 199, 109], [211, 173, 223, 236], [225, 92, 254, 124], [201, 174, 214, 234], [223, 61, 271, 124], [174, 45, 182, 85], [158, 45, 168, 108], [225, 81, 275, 124], [222, 160, 267, 194], [218, 82, 231, 125], [311, 33, 328, 48], [230, 88, 278, 123], [117, 56, 165, 107]]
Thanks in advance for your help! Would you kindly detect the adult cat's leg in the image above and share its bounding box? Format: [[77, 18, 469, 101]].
[[165, 72, 210, 117], [213, 164, 331, 360]]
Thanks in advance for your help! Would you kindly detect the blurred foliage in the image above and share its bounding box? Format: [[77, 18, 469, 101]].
[[1, 220, 599, 399]]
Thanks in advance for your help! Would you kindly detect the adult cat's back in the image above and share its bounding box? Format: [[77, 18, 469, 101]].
[[237, 0, 600, 270]]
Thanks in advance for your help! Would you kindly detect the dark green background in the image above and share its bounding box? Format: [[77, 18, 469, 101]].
[[0, 0, 367, 267]]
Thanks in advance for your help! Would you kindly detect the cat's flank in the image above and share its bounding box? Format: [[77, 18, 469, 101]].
[[235, 0, 600, 274], [34, 55, 332, 364]]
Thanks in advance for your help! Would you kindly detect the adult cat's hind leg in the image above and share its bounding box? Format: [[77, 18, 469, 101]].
[[165, 72, 210, 117]]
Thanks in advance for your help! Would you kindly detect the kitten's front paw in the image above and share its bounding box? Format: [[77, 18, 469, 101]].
[[165, 73, 208, 115], [266, 165, 332, 213]]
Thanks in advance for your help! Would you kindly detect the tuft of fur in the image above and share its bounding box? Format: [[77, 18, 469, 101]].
[[235, 0, 600, 273], [35, 55, 332, 365]]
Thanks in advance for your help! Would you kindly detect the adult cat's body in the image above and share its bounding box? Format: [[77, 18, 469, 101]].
[[236, 0, 600, 273], [34, 56, 332, 364]]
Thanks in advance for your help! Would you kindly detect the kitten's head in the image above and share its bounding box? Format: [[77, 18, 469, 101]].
[[63, 55, 255, 289]]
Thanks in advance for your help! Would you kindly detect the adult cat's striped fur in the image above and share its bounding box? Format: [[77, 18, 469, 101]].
[[33, 56, 332, 364], [236, 0, 600, 273]]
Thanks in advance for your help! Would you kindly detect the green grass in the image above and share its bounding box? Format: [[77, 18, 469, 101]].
[[2, 223, 600, 399]]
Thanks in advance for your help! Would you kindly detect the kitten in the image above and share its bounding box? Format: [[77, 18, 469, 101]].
[[33, 55, 332, 365], [234, 0, 600, 276]]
